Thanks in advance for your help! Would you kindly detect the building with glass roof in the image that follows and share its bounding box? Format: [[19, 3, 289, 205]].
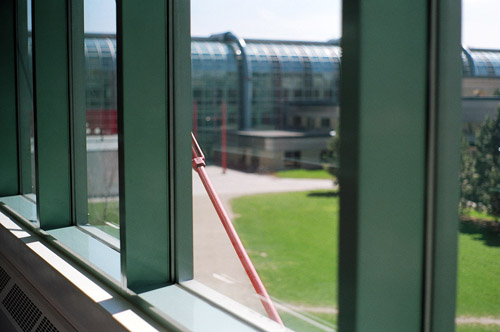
[[78, 34, 499, 125], [0, 4, 494, 332], [30, 34, 499, 168]]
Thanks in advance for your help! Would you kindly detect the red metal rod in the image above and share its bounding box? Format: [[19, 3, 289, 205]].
[[191, 133, 283, 326]]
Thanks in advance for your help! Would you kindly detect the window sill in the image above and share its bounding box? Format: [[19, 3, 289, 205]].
[[0, 194, 37, 223], [0, 198, 287, 332]]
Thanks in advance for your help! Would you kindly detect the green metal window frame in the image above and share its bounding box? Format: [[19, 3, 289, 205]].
[[0, 0, 463, 330], [339, 0, 461, 331], [0, 0, 19, 197], [2, 0, 193, 291], [15, 0, 34, 196], [32, 0, 72, 229]]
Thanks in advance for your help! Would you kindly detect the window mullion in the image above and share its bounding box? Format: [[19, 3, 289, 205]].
[[425, 0, 462, 330], [15, 0, 34, 195], [117, 0, 171, 291], [170, 0, 194, 283], [32, 0, 72, 229], [339, 0, 429, 330], [68, 0, 88, 224], [0, 0, 19, 197]]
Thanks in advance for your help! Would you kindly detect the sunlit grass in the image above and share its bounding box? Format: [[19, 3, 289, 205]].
[[233, 190, 500, 331], [232, 190, 338, 308], [273, 168, 333, 180], [456, 324, 500, 332], [456, 220, 500, 317], [461, 208, 498, 222], [87, 201, 120, 238]]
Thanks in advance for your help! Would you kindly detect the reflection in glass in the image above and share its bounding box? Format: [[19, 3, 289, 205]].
[[22, 0, 36, 202], [84, 0, 119, 238], [27, 0, 35, 197]]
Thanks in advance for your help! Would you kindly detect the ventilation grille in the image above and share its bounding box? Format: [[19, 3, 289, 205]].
[[2, 284, 42, 332], [35, 317, 59, 332], [0, 265, 10, 293]]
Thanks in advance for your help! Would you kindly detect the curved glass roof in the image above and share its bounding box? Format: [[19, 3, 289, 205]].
[[191, 41, 238, 75], [244, 43, 340, 74], [85, 36, 116, 60], [28, 35, 500, 78], [468, 49, 500, 77]]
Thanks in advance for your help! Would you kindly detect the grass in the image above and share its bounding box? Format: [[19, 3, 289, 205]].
[[232, 189, 339, 328], [88, 200, 119, 225], [456, 219, 500, 317], [461, 208, 498, 222], [279, 312, 337, 332], [87, 201, 120, 238], [88, 191, 499, 330], [232, 190, 500, 331], [456, 324, 500, 332], [273, 168, 333, 180]]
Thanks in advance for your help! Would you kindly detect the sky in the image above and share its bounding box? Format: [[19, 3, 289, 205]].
[[83, 0, 500, 49]]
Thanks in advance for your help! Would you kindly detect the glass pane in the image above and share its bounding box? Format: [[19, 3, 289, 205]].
[[24, 0, 36, 205], [83, 0, 119, 239], [457, 1, 500, 331], [191, 1, 341, 330]]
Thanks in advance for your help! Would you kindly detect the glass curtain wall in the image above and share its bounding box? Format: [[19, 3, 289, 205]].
[[21, 0, 36, 202], [83, 0, 119, 238], [190, 3, 341, 331]]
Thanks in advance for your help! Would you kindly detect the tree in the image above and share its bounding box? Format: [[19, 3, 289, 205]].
[[473, 110, 500, 217], [460, 109, 500, 218]]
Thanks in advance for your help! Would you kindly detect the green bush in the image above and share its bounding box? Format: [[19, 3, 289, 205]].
[[460, 109, 500, 218]]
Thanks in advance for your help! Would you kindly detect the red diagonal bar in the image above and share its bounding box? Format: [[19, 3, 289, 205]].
[[191, 133, 283, 325]]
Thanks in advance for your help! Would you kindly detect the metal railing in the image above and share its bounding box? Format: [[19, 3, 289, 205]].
[[191, 133, 283, 325]]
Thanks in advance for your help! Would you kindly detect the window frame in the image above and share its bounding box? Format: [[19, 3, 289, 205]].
[[0, 0, 463, 330]]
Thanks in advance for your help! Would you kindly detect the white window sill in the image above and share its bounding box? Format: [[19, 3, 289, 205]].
[[0, 198, 289, 332]]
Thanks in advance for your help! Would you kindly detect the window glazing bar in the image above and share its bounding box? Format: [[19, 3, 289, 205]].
[[0, 0, 20, 196], [424, 0, 461, 330], [15, 0, 33, 195], [68, 0, 88, 224], [170, 0, 193, 283], [339, 0, 428, 330], [117, 0, 170, 291], [32, 0, 72, 229]]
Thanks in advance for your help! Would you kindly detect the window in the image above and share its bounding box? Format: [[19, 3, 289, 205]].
[[456, 1, 500, 330], [321, 117, 330, 128], [82, 1, 119, 238], [0, 0, 470, 331], [190, 2, 341, 330]]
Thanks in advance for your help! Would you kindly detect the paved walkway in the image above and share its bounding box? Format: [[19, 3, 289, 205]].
[[192, 166, 334, 314]]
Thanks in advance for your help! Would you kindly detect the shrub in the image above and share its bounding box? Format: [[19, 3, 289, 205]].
[[460, 109, 500, 218]]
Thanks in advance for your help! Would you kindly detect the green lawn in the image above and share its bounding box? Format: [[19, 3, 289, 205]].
[[87, 201, 120, 238], [461, 208, 498, 222], [88, 200, 119, 225], [456, 220, 500, 317], [232, 190, 338, 330], [232, 190, 500, 331], [279, 312, 337, 332], [456, 324, 500, 332], [87, 191, 499, 330], [274, 168, 333, 180]]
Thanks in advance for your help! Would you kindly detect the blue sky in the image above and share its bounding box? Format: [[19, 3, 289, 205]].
[[82, 0, 500, 48]]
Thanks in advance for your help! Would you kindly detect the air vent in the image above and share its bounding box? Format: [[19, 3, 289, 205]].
[[35, 317, 59, 332], [0, 265, 10, 293], [2, 284, 42, 332]]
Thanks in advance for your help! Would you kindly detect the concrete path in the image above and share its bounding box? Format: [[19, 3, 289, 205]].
[[192, 166, 334, 315]]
